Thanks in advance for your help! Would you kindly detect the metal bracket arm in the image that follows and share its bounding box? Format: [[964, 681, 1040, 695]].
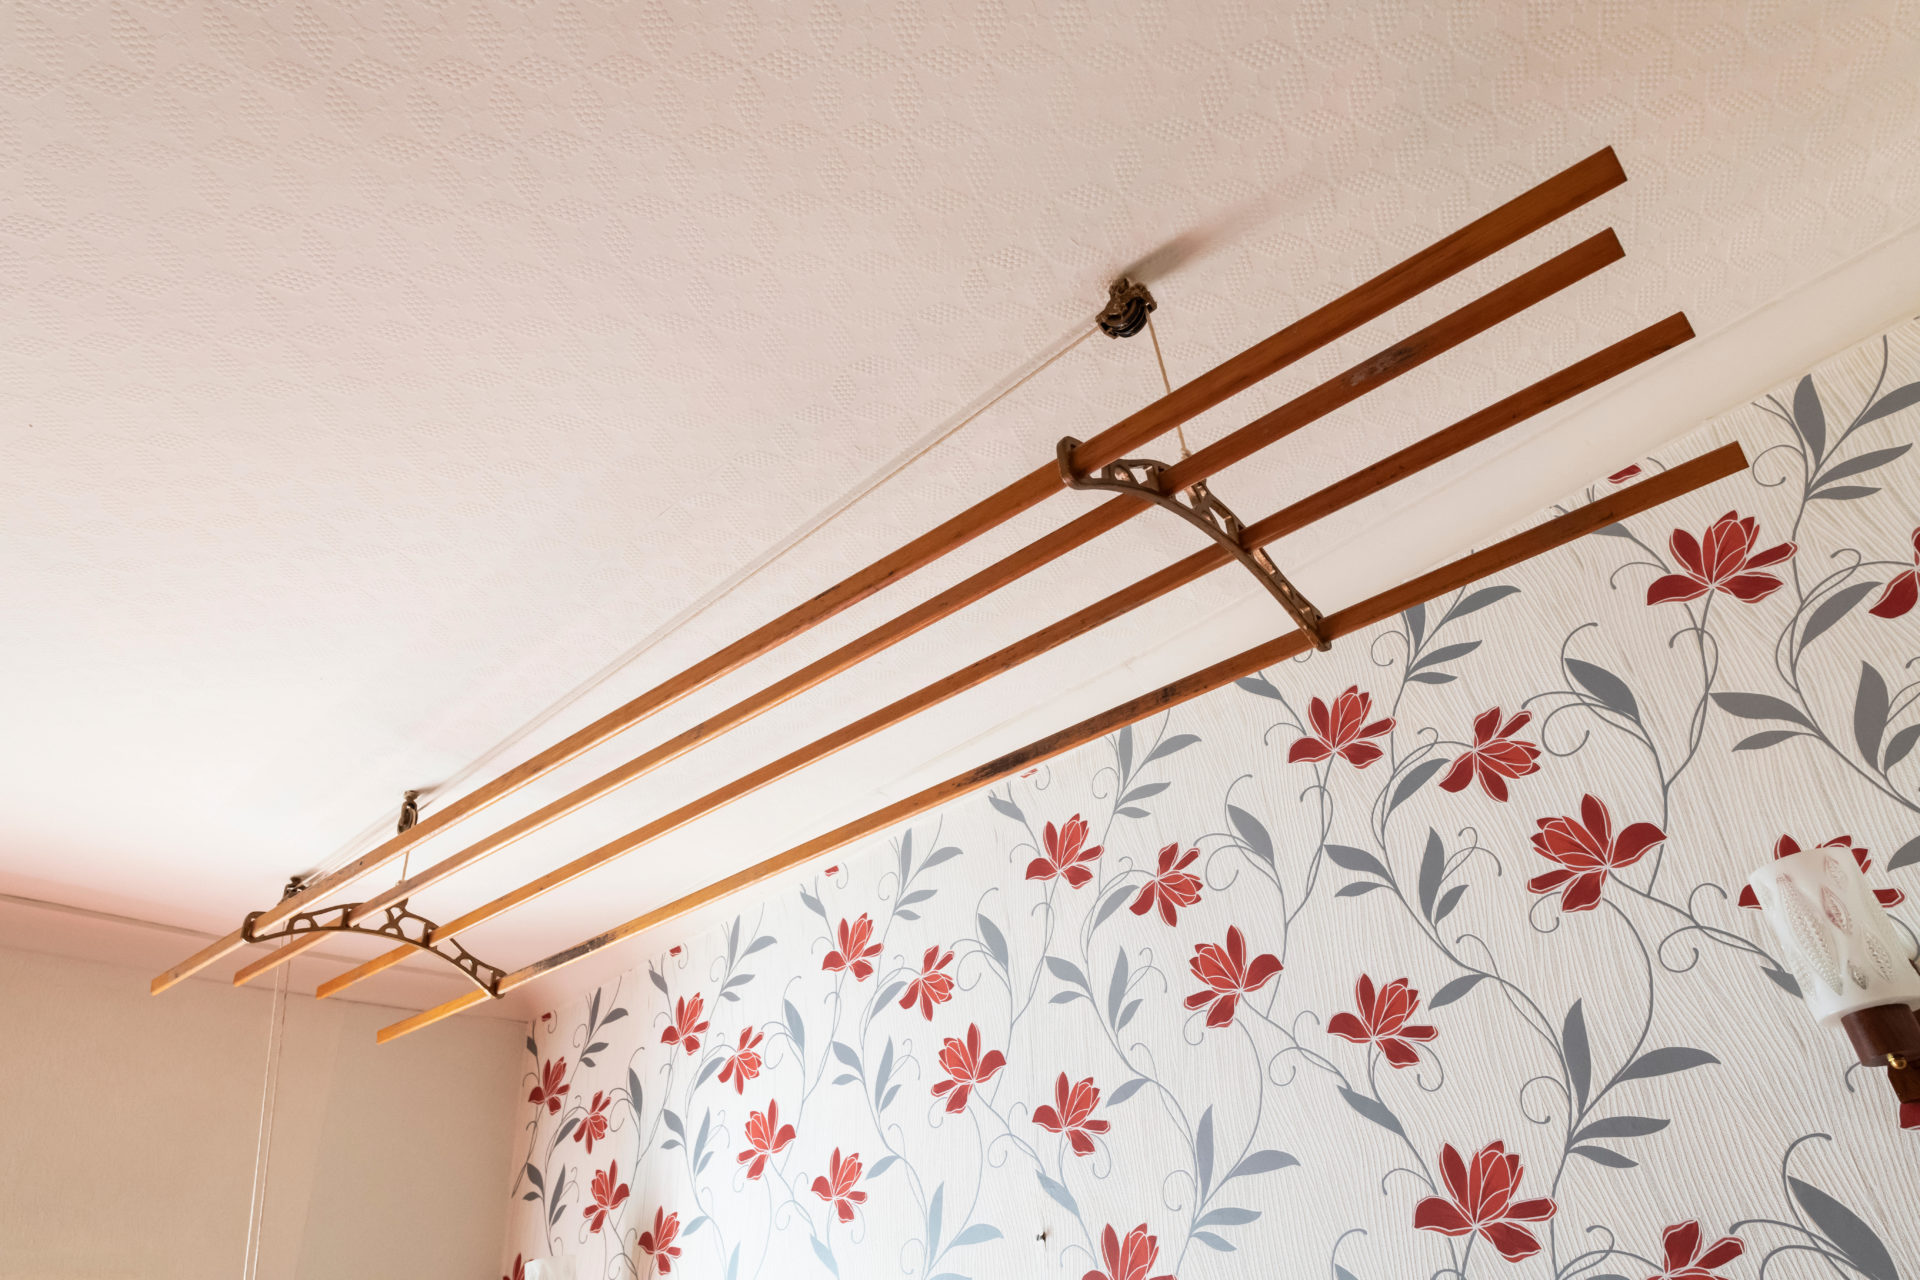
[[1056, 436, 1331, 651], [243, 901, 504, 996]]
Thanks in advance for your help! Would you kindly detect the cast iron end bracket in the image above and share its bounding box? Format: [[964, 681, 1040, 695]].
[[1056, 435, 1331, 651]]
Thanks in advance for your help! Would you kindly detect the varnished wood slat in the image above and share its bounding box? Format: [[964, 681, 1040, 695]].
[[155, 147, 1628, 996], [317, 311, 1690, 1002], [377, 441, 1747, 1041]]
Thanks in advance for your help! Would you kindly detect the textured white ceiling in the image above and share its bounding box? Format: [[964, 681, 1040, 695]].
[[6, 0, 1920, 1004]]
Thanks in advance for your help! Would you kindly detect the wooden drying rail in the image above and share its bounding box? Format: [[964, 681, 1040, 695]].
[[251, 230, 1618, 990], [150, 148, 1626, 997], [379, 442, 1749, 1042], [316, 311, 1693, 1000]]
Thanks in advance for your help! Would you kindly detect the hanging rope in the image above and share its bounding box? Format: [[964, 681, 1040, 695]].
[[1145, 311, 1188, 458], [241, 964, 289, 1278]]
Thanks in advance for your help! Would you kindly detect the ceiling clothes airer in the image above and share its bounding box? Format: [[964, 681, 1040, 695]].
[[314, 313, 1692, 1006], [146, 147, 1745, 1044], [288, 227, 1634, 999], [150, 146, 1629, 999]]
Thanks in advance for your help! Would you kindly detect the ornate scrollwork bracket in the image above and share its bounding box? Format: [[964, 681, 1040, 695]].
[[243, 901, 504, 995], [1056, 436, 1331, 651]]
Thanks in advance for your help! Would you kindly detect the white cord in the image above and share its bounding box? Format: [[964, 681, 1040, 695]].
[[241, 964, 290, 1278]]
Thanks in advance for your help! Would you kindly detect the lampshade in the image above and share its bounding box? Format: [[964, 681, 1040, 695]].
[[524, 1258, 577, 1280], [1746, 844, 1920, 1026]]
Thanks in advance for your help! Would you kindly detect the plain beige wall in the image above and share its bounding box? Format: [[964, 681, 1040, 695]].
[[0, 945, 524, 1279]]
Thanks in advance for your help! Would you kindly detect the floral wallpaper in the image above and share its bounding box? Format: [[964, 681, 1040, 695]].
[[499, 318, 1920, 1280]]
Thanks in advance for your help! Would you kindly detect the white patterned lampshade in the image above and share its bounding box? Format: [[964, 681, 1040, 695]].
[[524, 1259, 576, 1280], [1746, 846, 1920, 1026]]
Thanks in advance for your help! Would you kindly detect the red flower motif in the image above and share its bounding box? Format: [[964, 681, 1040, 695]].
[[737, 1099, 797, 1180], [1184, 925, 1282, 1028], [1440, 708, 1541, 802], [1081, 1223, 1174, 1280], [1289, 686, 1395, 769], [1647, 1220, 1743, 1280], [1869, 529, 1920, 618], [1413, 1141, 1557, 1261], [810, 1147, 868, 1223], [584, 1160, 630, 1234], [1033, 1073, 1110, 1156], [1526, 795, 1664, 913], [1326, 975, 1438, 1068], [1646, 511, 1794, 606], [528, 1058, 569, 1114], [503, 1255, 525, 1280], [573, 1089, 611, 1153], [638, 1207, 681, 1273], [822, 914, 884, 981], [1737, 834, 1905, 909], [1026, 815, 1103, 888], [718, 1025, 764, 1093], [898, 945, 956, 1019], [1609, 464, 1643, 483], [931, 1023, 1007, 1113], [659, 993, 709, 1055], [1130, 843, 1202, 926]]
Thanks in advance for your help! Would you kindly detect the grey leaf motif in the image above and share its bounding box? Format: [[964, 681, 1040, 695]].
[[1433, 884, 1467, 922], [1809, 485, 1880, 502], [784, 999, 805, 1054], [1225, 1149, 1297, 1180], [1793, 373, 1826, 458], [1192, 1231, 1235, 1252], [1228, 804, 1274, 865], [811, 1235, 838, 1276], [1568, 1144, 1637, 1168], [1711, 691, 1812, 728], [926, 1183, 943, 1256], [987, 792, 1024, 823], [1195, 1206, 1260, 1229], [1403, 601, 1426, 649], [1563, 1000, 1591, 1109], [1572, 1115, 1669, 1143], [1107, 948, 1129, 1025], [626, 1069, 644, 1122], [1428, 973, 1485, 1008], [1451, 584, 1520, 618], [1389, 758, 1447, 813], [1045, 956, 1090, 991], [1417, 828, 1445, 920], [1195, 1107, 1214, 1197], [1144, 733, 1200, 766], [1235, 673, 1284, 700], [1734, 730, 1802, 752], [1337, 1086, 1403, 1137], [1567, 657, 1639, 721], [1091, 883, 1135, 932], [922, 845, 964, 871], [1883, 723, 1920, 771], [1761, 965, 1802, 997], [1615, 1046, 1718, 1082], [1107, 1077, 1148, 1106], [1860, 379, 1920, 425], [1816, 443, 1911, 488], [1036, 1170, 1078, 1215], [1802, 580, 1881, 648], [1861, 378, 1920, 425], [1114, 723, 1134, 782], [1886, 835, 1920, 872], [830, 1041, 861, 1070], [1411, 640, 1481, 673], [1326, 845, 1389, 879], [1335, 881, 1384, 897], [948, 1224, 1002, 1248], [977, 914, 1009, 969], [1789, 1176, 1899, 1280], [1854, 662, 1890, 767]]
